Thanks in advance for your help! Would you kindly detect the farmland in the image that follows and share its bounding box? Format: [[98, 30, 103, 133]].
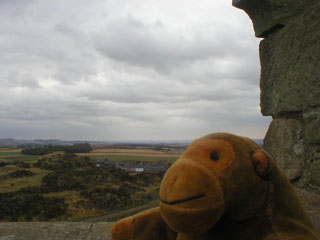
[[79, 146, 184, 163], [0, 148, 43, 193], [0, 144, 186, 221], [0, 148, 39, 162]]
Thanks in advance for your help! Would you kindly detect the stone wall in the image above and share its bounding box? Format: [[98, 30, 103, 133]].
[[233, 0, 320, 231], [0, 222, 113, 240]]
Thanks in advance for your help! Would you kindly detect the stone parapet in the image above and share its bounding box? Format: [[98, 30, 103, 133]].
[[259, 3, 320, 116], [304, 108, 320, 144], [233, 0, 320, 228], [0, 222, 113, 240], [234, 0, 320, 116], [234, 0, 320, 188], [232, 0, 318, 38], [264, 118, 304, 181]]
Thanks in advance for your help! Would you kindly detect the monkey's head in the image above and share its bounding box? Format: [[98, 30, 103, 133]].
[[159, 132, 272, 234]]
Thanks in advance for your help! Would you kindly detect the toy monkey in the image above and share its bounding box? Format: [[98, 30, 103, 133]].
[[111, 133, 319, 240]]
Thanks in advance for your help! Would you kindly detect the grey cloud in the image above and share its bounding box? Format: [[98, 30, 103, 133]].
[[78, 82, 258, 104], [0, 1, 97, 85], [0, 0, 269, 140], [0, 0, 35, 20], [53, 56, 97, 84], [76, 62, 259, 105], [93, 16, 248, 73], [0, 93, 101, 122], [3, 71, 41, 89], [0, 85, 157, 125], [0, 83, 269, 140], [53, 23, 83, 39]]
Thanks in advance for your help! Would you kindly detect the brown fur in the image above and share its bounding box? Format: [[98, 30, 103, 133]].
[[111, 133, 319, 240]]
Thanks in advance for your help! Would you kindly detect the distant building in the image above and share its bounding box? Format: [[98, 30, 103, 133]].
[[155, 159, 171, 168], [95, 159, 105, 167], [95, 158, 114, 168], [144, 165, 167, 173], [118, 162, 168, 173], [120, 164, 145, 173]]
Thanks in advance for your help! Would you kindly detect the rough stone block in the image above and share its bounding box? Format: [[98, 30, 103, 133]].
[[232, 0, 318, 38], [0, 222, 113, 240], [264, 118, 304, 181], [259, 2, 320, 115], [304, 109, 320, 144], [295, 188, 320, 233], [307, 151, 320, 189]]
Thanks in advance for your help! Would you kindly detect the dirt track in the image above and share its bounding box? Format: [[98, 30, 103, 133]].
[[84, 199, 160, 222]]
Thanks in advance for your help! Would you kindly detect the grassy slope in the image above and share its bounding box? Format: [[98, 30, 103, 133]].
[[0, 149, 39, 163], [0, 147, 181, 221], [0, 149, 44, 192]]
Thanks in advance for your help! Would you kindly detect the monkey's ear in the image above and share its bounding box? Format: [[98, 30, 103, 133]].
[[251, 150, 271, 180]]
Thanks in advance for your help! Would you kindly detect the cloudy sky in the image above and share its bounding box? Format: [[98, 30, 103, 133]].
[[0, 0, 271, 141]]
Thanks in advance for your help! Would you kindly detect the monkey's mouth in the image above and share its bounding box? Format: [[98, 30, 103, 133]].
[[160, 193, 206, 206]]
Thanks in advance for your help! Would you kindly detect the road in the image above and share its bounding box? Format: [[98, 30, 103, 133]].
[[84, 199, 160, 222]]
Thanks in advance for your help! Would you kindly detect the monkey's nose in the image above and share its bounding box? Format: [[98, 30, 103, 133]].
[[161, 175, 178, 195]]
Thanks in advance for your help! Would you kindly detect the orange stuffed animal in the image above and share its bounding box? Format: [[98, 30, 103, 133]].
[[111, 133, 319, 240]]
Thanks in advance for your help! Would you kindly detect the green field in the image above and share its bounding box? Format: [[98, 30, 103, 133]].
[[0, 149, 44, 193], [0, 148, 178, 193], [0, 151, 178, 164], [0, 150, 39, 162], [85, 154, 178, 163], [0, 147, 182, 164], [0, 146, 181, 221], [0, 168, 52, 192], [79, 146, 183, 164]]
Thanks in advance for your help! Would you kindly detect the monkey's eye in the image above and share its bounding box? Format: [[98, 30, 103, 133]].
[[210, 152, 219, 162]]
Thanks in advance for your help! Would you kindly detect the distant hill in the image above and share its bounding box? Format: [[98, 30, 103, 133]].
[[0, 138, 107, 148], [0, 138, 264, 148], [253, 139, 264, 146], [0, 138, 192, 148]]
